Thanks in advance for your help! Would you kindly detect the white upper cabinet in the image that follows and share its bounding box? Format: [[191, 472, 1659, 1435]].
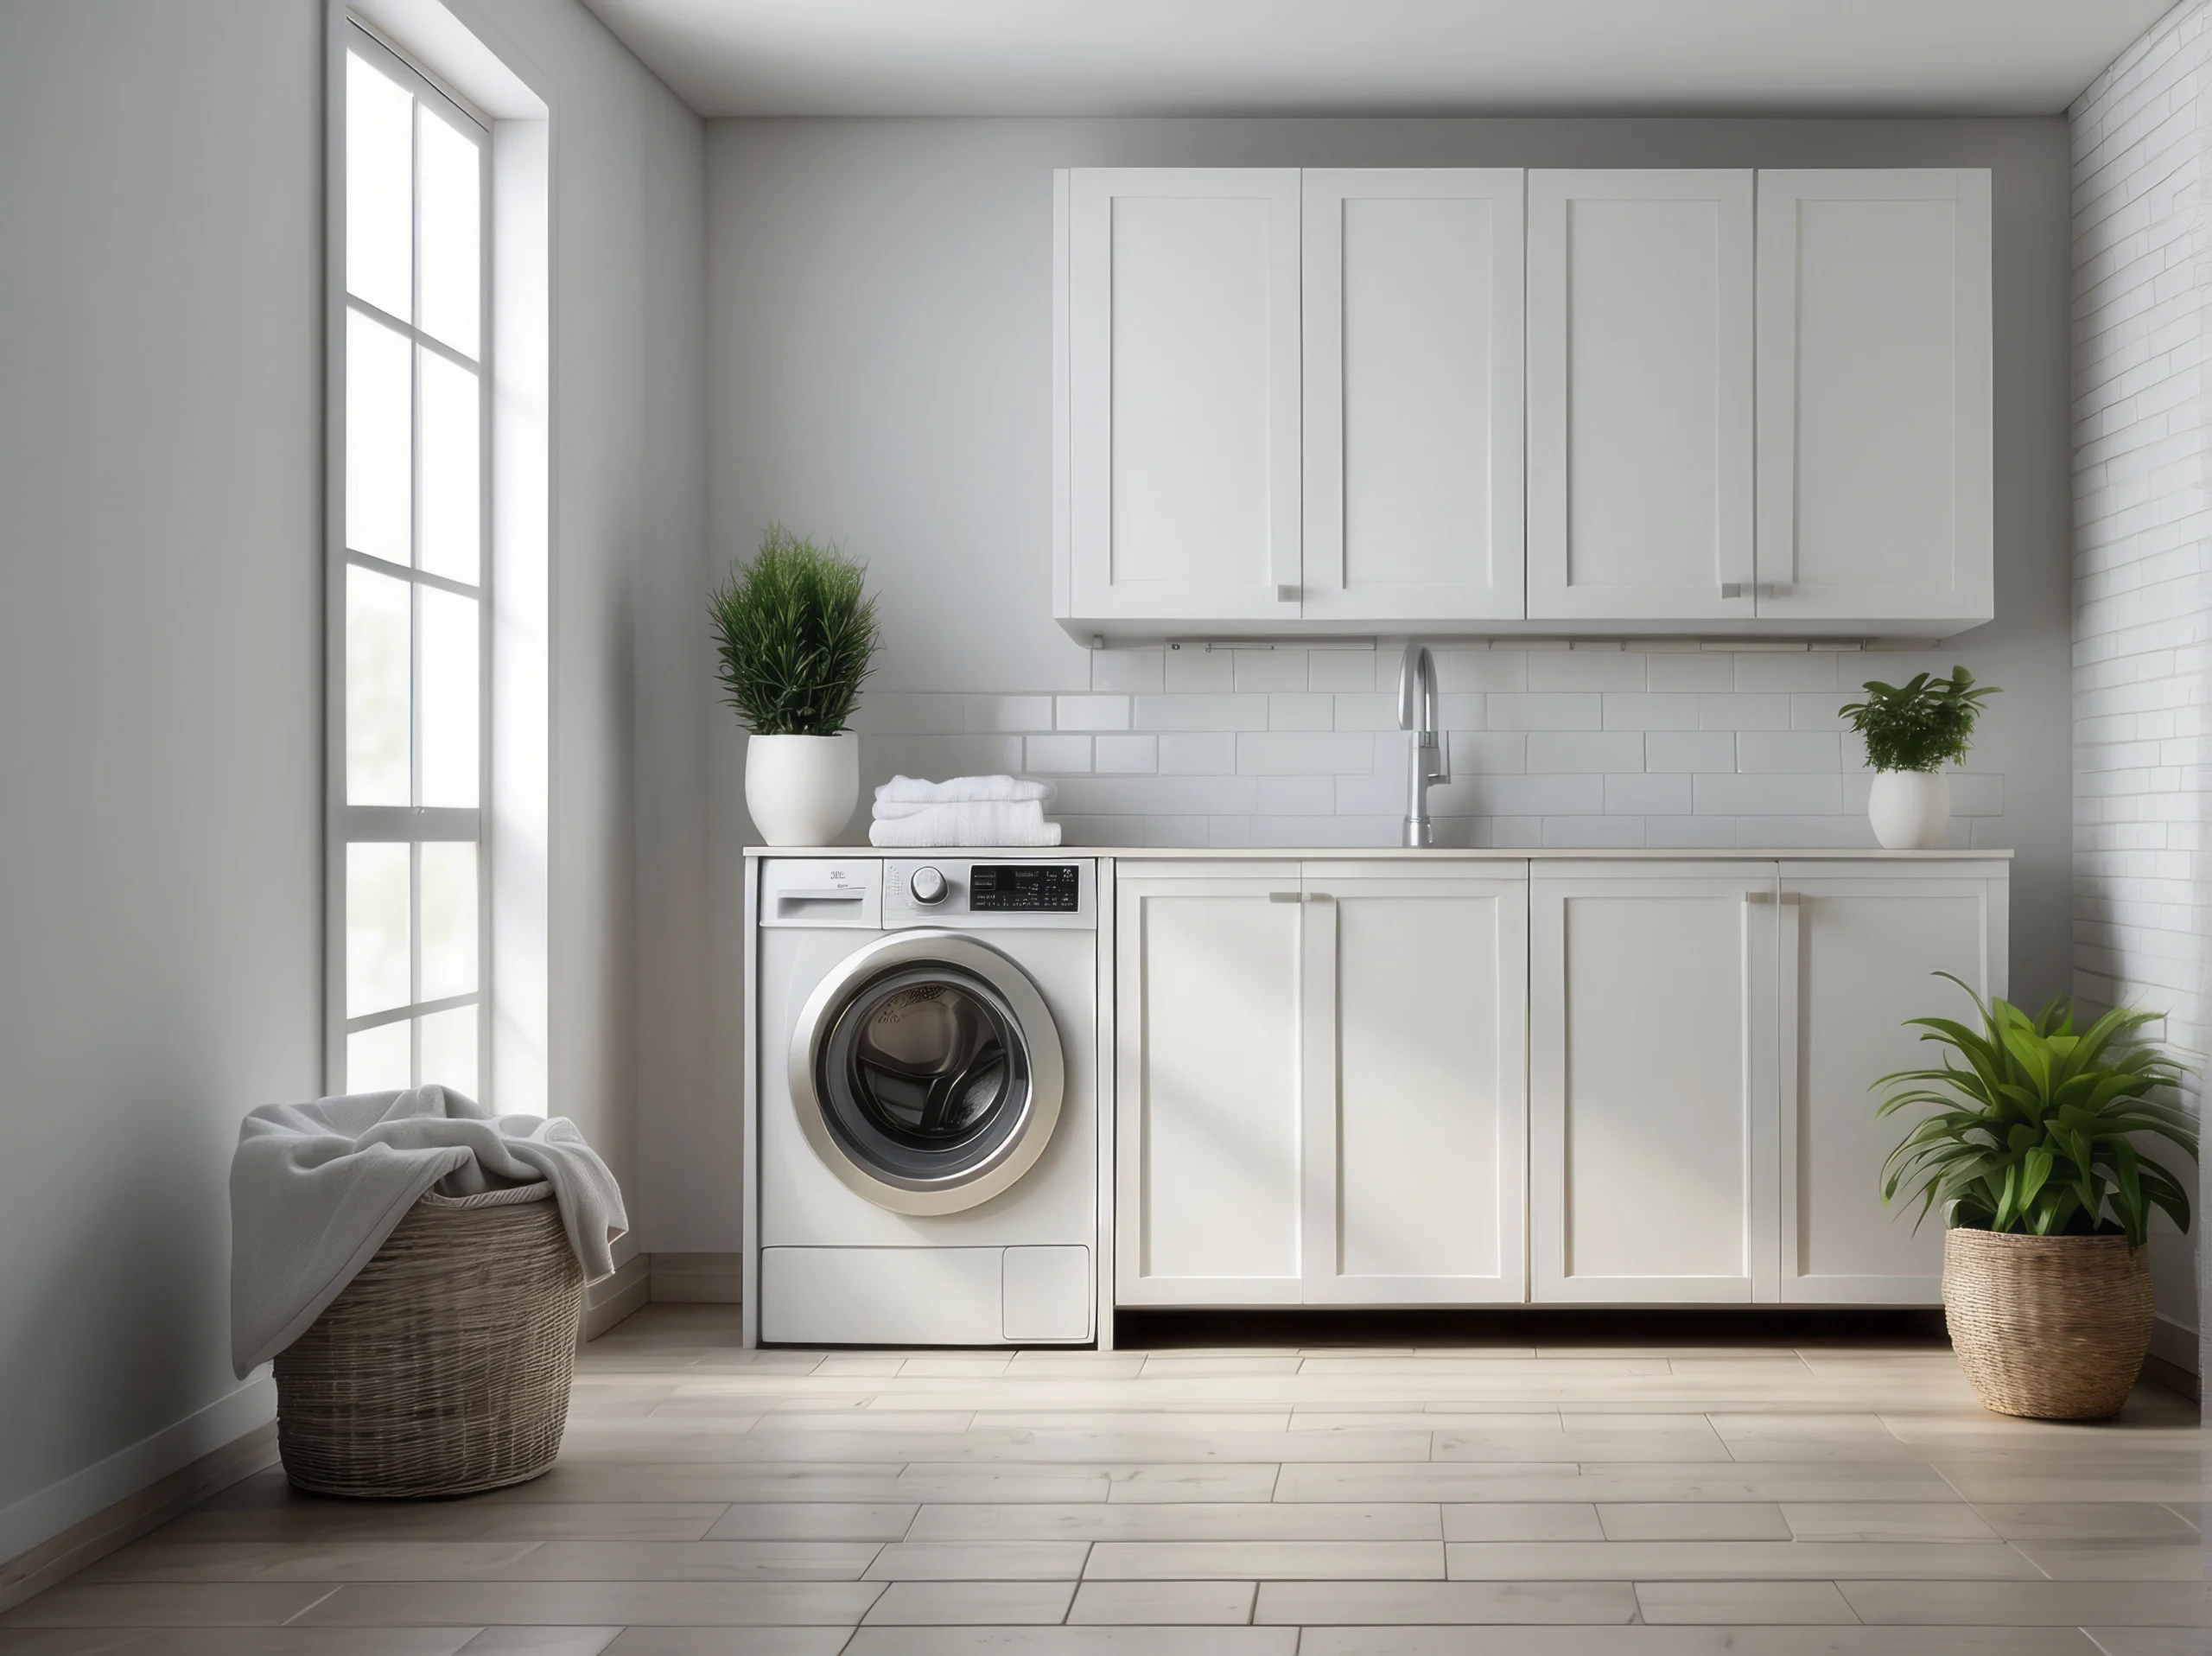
[[1057, 165, 1995, 639], [1064, 169, 1302, 624], [1301, 170, 1525, 622], [1755, 170, 1994, 626], [1527, 170, 1754, 623]]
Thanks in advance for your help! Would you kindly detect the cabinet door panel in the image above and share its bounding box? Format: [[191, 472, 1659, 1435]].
[[1531, 865, 1779, 1303], [1069, 169, 1301, 622], [1115, 863, 1303, 1304], [1528, 171, 1754, 621], [1780, 864, 2009, 1304], [1756, 170, 1993, 624], [1302, 866, 1529, 1304], [1302, 170, 1524, 622]]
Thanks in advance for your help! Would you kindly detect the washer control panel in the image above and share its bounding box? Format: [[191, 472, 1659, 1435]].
[[882, 858, 1096, 930]]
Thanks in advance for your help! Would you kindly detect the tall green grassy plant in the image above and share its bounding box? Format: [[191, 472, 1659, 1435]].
[[1877, 974, 2195, 1246], [710, 526, 880, 736], [1839, 666, 1999, 773]]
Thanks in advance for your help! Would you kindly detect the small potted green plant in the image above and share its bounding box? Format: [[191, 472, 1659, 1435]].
[[1839, 666, 1999, 849], [1877, 974, 2196, 1419], [709, 525, 881, 846]]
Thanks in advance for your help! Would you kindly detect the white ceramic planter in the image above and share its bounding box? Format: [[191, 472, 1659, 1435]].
[[746, 733, 859, 846], [1868, 770, 1950, 850]]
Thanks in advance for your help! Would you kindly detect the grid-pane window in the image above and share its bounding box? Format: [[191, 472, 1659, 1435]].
[[340, 33, 489, 1098]]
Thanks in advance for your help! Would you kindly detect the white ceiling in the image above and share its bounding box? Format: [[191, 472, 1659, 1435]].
[[582, 0, 2167, 120]]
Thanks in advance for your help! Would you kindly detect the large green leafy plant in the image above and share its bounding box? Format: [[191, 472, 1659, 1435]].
[[1877, 975, 2196, 1245], [709, 525, 880, 736], [1839, 666, 1999, 773]]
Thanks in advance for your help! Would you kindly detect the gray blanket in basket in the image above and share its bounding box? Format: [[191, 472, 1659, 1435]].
[[230, 1086, 629, 1376]]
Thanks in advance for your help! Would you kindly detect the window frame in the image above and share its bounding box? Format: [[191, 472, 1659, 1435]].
[[328, 20, 495, 1099]]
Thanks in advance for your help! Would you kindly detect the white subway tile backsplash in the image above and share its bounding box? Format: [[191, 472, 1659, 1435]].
[[1646, 731, 1738, 772], [1268, 693, 1335, 731], [1333, 692, 1400, 731], [1433, 649, 1529, 692], [1643, 816, 1738, 848], [1603, 693, 1703, 730], [1254, 775, 1337, 814], [1529, 651, 1649, 692], [1737, 730, 1844, 772], [1605, 773, 1694, 814], [968, 694, 1053, 733], [1236, 731, 1375, 774], [1528, 731, 1646, 774], [1541, 815, 1646, 848], [1131, 694, 1269, 731], [1308, 649, 1381, 691], [850, 604, 2027, 850], [1157, 731, 1237, 774], [1055, 694, 1131, 731], [1447, 731, 1530, 774], [1090, 647, 1166, 695], [1733, 652, 1840, 691], [1093, 734, 1158, 774], [1025, 734, 1090, 774], [1478, 773, 1607, 816], [1647, 653, 1736, 692], [1694, 772, 1844, 815], [1233, 649, 1309, 691], [1485, 692, 1603, 729], [1162, 643, 1233, 691], [1702, 692, 1792, 729]]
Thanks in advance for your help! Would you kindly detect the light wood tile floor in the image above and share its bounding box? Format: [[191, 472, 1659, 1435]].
[[3, 1304, 2203, 1653]]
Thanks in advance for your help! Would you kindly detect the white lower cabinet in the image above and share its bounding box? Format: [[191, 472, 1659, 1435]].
[[1114, 863, 1305, 1305], [1778, 863, 2009, 1304], [1530, 863, 1781, 1303], [1116, 861, 1529, 1307], [1116, 855, 2009, 1310]]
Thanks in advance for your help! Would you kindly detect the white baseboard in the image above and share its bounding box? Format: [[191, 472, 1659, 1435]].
[[2149, 1312, 2199, 1374], [0, 1375, 276, 1608], [582, 1253, 653, 1341], [652, 1252, 742, 1303]]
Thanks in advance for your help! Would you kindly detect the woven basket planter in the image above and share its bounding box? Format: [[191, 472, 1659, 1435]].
[[1942, 1226, 2153, 1421], [273, 1182, 583, 1498]]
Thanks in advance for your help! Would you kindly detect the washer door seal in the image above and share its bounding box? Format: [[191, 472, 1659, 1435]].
[[789, 932, 1065, 1216]]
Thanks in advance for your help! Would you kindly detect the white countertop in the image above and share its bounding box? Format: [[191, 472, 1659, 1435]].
[[746, 845, 2012, 860]]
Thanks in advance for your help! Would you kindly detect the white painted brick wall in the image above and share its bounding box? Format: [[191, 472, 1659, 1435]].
[[2071, 0, 2212, 1375], [849, 639, 2012, 855], [2072, 0, 2212, 1064]]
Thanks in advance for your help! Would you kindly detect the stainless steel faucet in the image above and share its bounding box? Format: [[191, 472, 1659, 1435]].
[[1398, 641, 1448, 847]]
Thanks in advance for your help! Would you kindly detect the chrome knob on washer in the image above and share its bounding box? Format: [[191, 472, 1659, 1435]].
[[910, 866, 948, 905]]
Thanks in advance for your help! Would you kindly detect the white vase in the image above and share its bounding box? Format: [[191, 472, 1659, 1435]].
[[1867, 770, 1950, 850], [746, 733, 859, 846]]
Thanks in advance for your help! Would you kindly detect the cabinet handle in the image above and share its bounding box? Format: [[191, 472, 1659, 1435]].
[[1275, 583, 1300, 604], [1720, 583, 1745, 601], [1268, 891, 1302, 903]]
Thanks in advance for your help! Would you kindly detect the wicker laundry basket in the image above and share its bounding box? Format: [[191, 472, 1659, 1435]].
[[1942, 1226, 2153, 1422], [273, 1181, 583, 1498]]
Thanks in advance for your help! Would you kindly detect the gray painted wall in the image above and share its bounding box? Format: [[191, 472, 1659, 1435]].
[[0, 0, 322, 1547], [0, 0, 703, 1559], [693, 114, 2073, 1252]]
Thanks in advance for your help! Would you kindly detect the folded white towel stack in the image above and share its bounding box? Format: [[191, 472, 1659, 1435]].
[[869, 774, 1063, 847]]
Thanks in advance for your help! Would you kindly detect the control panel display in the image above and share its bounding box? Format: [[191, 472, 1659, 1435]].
[[969, 863, 1079, 913]]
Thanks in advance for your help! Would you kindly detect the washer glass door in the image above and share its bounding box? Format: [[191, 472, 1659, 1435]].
[[818, 963, 1034, 1190]]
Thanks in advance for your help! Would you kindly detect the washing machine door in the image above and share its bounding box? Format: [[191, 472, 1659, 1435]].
[[789, 931, 1066, 1216]]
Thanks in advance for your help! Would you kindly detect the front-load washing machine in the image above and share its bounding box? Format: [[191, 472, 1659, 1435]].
[[750, 854, 1098, 1347]]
